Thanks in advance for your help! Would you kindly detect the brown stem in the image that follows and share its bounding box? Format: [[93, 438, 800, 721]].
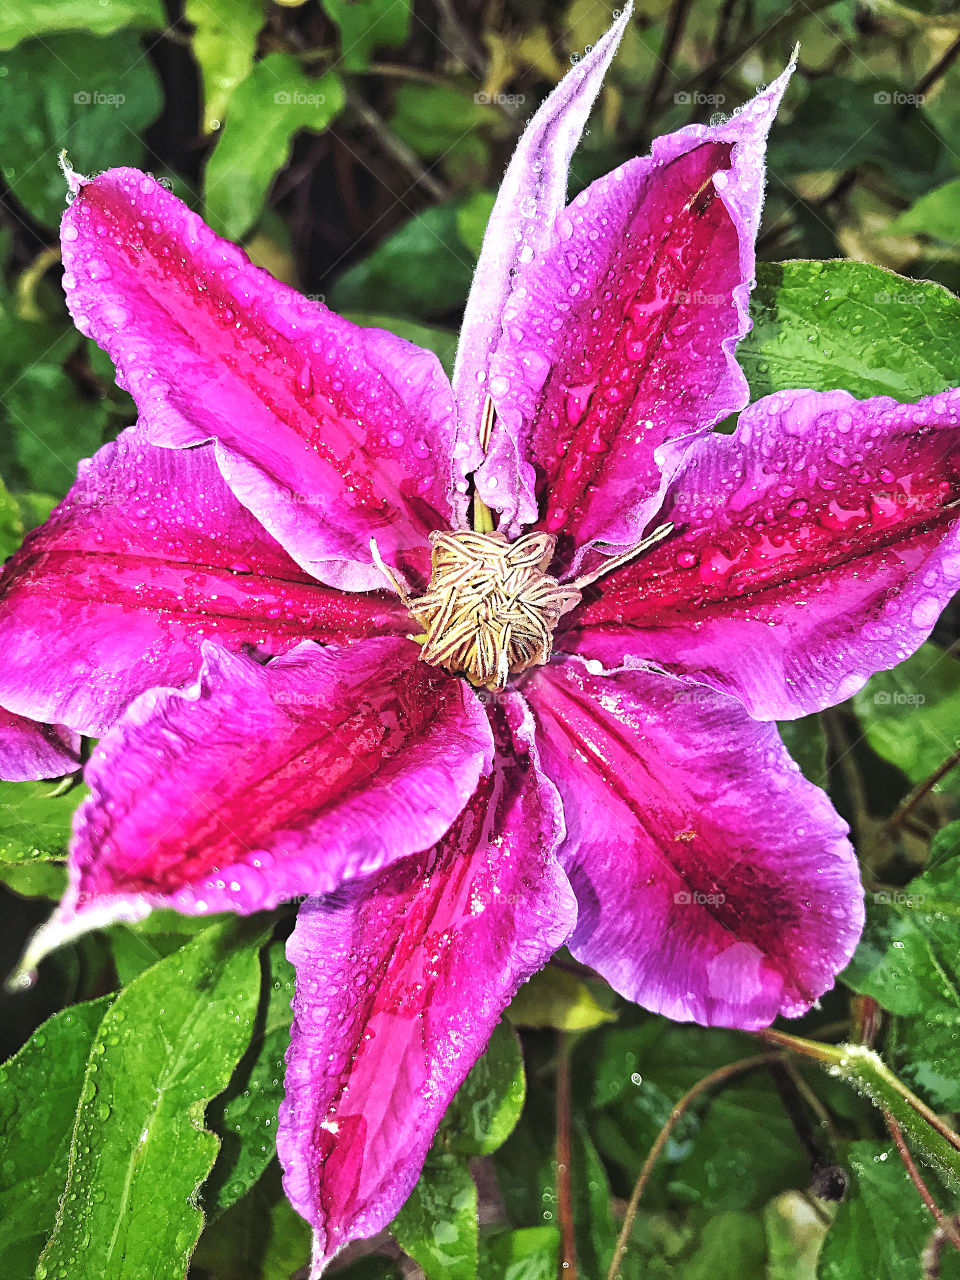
[[556, 1032, 577, 1280], [604, 1053, 785, 1280], [885, 1113, 960, 1252], [912, 32, 960, 103], [883, 746, 960, 835]]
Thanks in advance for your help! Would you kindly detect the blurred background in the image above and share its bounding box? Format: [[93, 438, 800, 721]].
[[3, 2, 960, 1277]]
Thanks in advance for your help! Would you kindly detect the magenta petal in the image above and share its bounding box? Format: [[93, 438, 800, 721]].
[[0, 428, 407, 737], [474, 62, 792, 554], [276, 695, 575, 1272], [21, 639, 493, 974], [452, 5, 633, 499], [525, 658, 862, 1029], [567, 386, 960, 719], [0, 707, 79, 781], [61, 169, 462, 590]]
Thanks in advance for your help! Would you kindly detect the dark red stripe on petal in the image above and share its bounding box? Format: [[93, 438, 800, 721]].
[[61, 169, 460, 589], [0, 431, 407, 737], [277, 693, 574, 1265], [565, 387, 960, 718]]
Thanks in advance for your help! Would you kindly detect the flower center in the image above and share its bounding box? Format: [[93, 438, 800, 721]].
[[409, 530, 580, 688], [371, 523, 674, 691]]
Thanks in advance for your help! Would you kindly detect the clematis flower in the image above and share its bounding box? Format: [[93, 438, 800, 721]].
[[4, 5, 960, 1269]]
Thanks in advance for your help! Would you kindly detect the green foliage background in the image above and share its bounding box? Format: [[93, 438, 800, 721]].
[[3, 1, 960, 1277]]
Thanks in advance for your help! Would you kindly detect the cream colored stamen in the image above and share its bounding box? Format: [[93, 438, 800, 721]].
[[370, 521, 673, 690]]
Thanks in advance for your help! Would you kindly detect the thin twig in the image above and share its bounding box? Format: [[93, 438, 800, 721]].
[[556, 1032, 577, 1280], [346, 91, 449, 202], [912, 32, 960, 103], [885, 1113, 960, 1252], [604, 1053, 785, 1280], [882, 746, 960, 835]]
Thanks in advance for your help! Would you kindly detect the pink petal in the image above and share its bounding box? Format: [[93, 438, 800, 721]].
[[452, 5, 633, 494], [566, 386, 960, 719], [0, 707, 79, 781], [277, 694, 575, 1272], [60, 169, 462, 590], [525, 658, 863, 1030], [19, 639, 492, 977], [0, 429, 407, 738], [474, 62, 793, 556]]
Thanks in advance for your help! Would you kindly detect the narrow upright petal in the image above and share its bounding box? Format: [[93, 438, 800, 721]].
[[19, 639, 492, 977], [452, 5, 634, 490], [0, 429, 406, 737], [525, 658, 862, 1029], [60, 169, 462, 590], [0, 707, 79, 782], [277, 695, 575, 1273], [565, 386, 960, 719], [474, 62, 793, 558]]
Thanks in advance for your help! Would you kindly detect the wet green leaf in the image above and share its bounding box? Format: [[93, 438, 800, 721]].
[[852, 643, 960, 791], [478, 1227, 559, 1280], [740, 261, 960, 403], [0, 32, 163, 227], [0, 0, 165, 50], [186, 0, 266, 134], [444, 1021, 525, 1156], [205, 55, 345, 240], [392, 1150, 477, 1280], [390, 84, 492, 158], [0, 778, 86, 862], [818, 1140, 960, 1280], [0, 996, 112, 1280], [37, 919, 266, 1280], [844, 844, 960, 1108], [206, 940, 295, 1214], [191, 1163, 310, 1280], [889, 176, 960, 242]]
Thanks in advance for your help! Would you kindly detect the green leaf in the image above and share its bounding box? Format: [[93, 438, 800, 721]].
[[36, 919, 267, 1280], [392, 1151, 477, 1280], [455, 191, 495, 257], [320, 0, 410, 71], [0, 32, 164, 227], [769, 77, 949, 195], [818, 1140, 960, 1280], [777, 716, 828, 788], [0, 778, 87, 862], [444, 1021, 525, 1156], [0, 858, 67, 899], [478, 1227, 559, 1280], [186, 0, 266, 133], [0, 471, 23, 558], [889, 176, 960, 243], [0, 0, 165, 50], [844, 845, 960, 1109], [107, 910, 234, 986], [852, 643, 960, 790], [739, 261, 960, 403], [205, 54, 345, 240], [206, 940, 295, 1214], [0, 996, 112, 1280], [508, 966, 616, 1032], [390, 84, 492, 158], [329, 202, 476, 321], [342, 313, 457, 377]]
